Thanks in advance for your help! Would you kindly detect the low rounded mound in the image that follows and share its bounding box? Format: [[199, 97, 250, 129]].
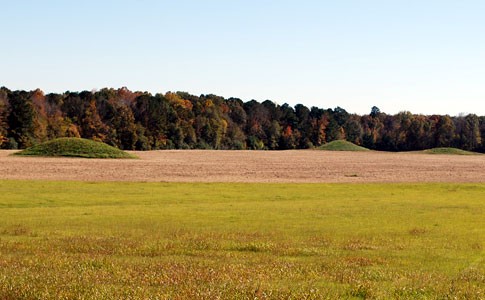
[[15, 138, 137, 159], [317, 140, 370, 151], [422, 147, 480, 155]]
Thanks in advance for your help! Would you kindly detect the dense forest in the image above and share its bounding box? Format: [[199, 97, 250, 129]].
[[0, 86, 484, 152]]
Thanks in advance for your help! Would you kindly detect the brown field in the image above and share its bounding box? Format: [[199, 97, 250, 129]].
[[1, 149, 484, 183]]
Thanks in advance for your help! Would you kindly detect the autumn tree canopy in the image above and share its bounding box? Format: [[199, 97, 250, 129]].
[[1, 86, 484, 153]]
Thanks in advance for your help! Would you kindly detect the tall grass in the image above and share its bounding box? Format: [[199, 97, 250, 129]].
[[0, 181, 484, 299]]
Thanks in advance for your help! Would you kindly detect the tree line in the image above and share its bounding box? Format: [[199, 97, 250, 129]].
[[0, 86, 484, 152]]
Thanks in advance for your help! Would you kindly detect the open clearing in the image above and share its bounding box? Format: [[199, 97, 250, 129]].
[[1, 181, 484, 299], [1, 150, 484, 299], [1, 149, 485, 183]]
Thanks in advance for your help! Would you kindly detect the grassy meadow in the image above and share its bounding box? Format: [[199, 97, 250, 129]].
[[0, 180, 484, 299]]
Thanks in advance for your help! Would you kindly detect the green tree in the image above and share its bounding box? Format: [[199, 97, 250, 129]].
[[344, 116, 363, 145], [7, 90, 36, 148], [377, 114, 400, 151], [133, 94, 173, 149], [325, 107, 349, 142], [62, 91, 89, 124], [370, 106, 381, 118], [479, 116, 485, 152], [0, 88, 9, 147], [92, 89, 138, 149], [455, 114, 481, 150], [407, 115, 431, 150], [361, 112, 383, 150], [433, 115, 455, 147], [295, 104, 312, 148], [111, 104, 138, 149]]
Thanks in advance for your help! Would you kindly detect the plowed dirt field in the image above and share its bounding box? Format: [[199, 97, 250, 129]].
[[1, 150, 484, 183]]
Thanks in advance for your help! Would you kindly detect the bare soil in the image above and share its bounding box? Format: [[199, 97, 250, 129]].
[[1, 150, 484, 183]]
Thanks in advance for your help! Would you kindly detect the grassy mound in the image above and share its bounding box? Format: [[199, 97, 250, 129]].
[[15, 138, 137, 158], [318, 140, 370, 151], [422, 147, 480, 155]]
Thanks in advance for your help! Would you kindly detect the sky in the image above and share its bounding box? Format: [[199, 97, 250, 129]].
[[1, 0, 484, 116]]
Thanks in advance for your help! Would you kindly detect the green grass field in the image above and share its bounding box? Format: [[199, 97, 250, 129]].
[[0, 181, 484, 299]]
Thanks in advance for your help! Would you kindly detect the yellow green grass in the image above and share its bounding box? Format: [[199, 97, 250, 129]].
[[422, 147, 481, 155], [0, 181, 484, 299], [14, 138, 137, 159], [317, 140, 370, 151]]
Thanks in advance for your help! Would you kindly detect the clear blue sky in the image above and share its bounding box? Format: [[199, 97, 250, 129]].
[[1, 0, 484, 115]]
